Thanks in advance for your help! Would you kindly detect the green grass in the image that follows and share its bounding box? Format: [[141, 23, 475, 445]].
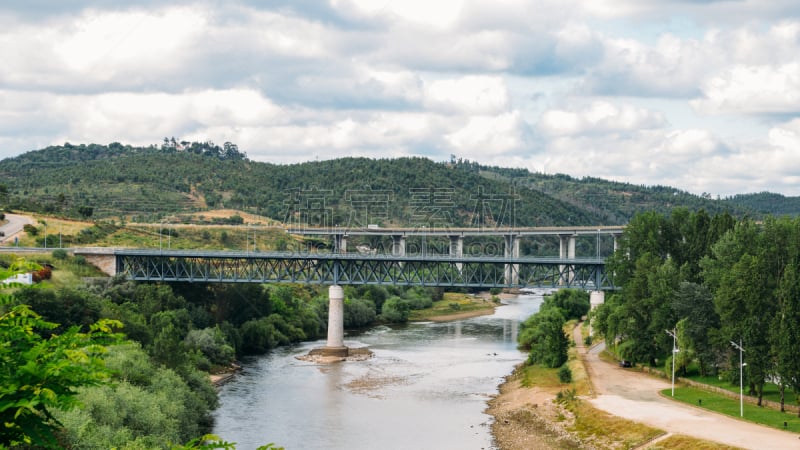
[[519, 363, 563, 389], [687, 374, 785, 405], [664, 386, 800, 433]]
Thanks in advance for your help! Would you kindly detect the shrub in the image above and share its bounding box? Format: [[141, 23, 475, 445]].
[[52, 249, 68, 260], [558, 364, 573, 383], [381, 297, 409, 323], [23, 223, 38, 236], [32, 266, 52, 282], [184, 327, 236, 367]]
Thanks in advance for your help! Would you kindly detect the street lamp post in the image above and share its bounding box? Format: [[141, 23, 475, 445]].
[[666, 328, 678, 397], [730, 339, 746, 417]]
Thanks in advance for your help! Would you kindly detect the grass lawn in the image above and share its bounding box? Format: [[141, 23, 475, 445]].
[[687, 374, 785, 405], [664, 386, 800, 433]]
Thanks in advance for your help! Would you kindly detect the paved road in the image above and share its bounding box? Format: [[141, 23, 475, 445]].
[[576, 327, 800, 449], [0, 213, 33, 244]]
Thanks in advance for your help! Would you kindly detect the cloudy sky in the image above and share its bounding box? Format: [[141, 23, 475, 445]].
[[2, 1, 799, 196]]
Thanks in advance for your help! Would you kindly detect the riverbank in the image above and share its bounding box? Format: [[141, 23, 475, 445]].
[[408, 291, 507, 322], [486, 366, 581, 449]]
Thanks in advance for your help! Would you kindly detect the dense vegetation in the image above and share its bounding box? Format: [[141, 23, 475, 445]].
[[0, 251, 445, 448], [518, 289, 589, 369], [5, 141, 795, 227], [594, 209, 800, 412]]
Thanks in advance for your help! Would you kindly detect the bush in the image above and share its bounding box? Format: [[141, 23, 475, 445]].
[[52, 248, 68, 260], [343, 298, 377, 328], [558, 364, 573, 383], [380, 297, 409, 323], [184, 327, 236, 367], [23, 223, 38, 236]]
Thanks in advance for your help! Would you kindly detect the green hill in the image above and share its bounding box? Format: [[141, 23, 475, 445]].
[[1, 142, 789, 226]]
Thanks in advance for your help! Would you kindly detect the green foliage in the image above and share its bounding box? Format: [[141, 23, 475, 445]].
[[171, 435, 284, 450], [541, 289, 590, 320], [0, 305, 122, 448], [557, 364, 573, 383], [184, 327, 236, 367], [343, 297, 377, 328], [518, 307, 569, 368], [53, 343, 218, 449], [23, 223, 38, 236], [380, 296, 410, 323], [599, 211, 800, 409]]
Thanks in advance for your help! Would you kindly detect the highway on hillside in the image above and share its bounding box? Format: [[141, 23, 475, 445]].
[[0, 213, 34, 245]]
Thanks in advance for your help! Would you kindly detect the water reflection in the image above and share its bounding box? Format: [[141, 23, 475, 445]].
[[213, 294, 543, 449]]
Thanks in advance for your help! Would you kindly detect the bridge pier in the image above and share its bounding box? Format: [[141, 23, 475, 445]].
[[449, 235, 463, 271], [322, 285, 348, 356], [334, 234, 348, 254], [559, 234, 576, 285], [392, 235, 406, 256], [504, 234, 520, 285]]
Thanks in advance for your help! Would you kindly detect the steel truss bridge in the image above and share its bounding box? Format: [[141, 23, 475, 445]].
[[116, 249, 614, 290]]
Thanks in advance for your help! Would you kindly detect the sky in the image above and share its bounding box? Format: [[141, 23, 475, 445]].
[[1, 1, 800, 197]]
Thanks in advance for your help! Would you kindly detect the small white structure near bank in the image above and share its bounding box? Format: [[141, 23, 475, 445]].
[[2, 273, 33, 285]]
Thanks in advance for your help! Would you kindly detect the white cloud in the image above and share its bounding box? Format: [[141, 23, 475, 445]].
[[692, 63, 800, 114], [423, 76, 510, 114], [539, 101, 666, 136], [1, 1, 800, 197], [445, 111, 526, 156]]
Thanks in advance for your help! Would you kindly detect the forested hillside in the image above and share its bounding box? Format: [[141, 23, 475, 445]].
[[2, 141, 795, 225], [478, 165, 781, 222]]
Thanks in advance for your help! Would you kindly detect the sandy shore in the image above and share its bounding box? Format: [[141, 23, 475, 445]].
[[486, 368, 581, 449]]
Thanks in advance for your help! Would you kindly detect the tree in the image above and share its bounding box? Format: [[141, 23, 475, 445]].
[[541, 289, 590, 320], [672, 282, 719, 376], [518, 308, 569, 368], [774, 261, 800, 414], [0, 303, 121, 448]]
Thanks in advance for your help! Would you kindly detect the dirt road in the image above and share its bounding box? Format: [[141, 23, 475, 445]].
[[577, 326, 800, 449]]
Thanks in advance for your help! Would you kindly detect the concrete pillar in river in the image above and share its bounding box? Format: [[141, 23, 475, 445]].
[[324, 285, 347, 356]]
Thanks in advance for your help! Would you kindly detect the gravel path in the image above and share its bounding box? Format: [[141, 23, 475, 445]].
[[578, 328, 800, 449]]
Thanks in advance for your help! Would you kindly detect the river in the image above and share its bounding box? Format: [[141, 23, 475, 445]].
[[212, 293, 545, 449]]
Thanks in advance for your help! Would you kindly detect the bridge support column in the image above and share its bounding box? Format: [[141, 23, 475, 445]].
[[392, 235, 406, 256], [449, 235, 463, 271], [323, 285, 348, 356], [559, 235, 576, 285], [589, 290, 605, 337], [334, 234, 348, 254], [504, 234, 520, 286]]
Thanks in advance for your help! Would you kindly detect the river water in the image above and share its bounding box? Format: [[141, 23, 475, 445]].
[[212, 293, 544, 450]]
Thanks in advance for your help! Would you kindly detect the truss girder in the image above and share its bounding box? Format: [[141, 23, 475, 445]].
[[116, 252, 615, 290]]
